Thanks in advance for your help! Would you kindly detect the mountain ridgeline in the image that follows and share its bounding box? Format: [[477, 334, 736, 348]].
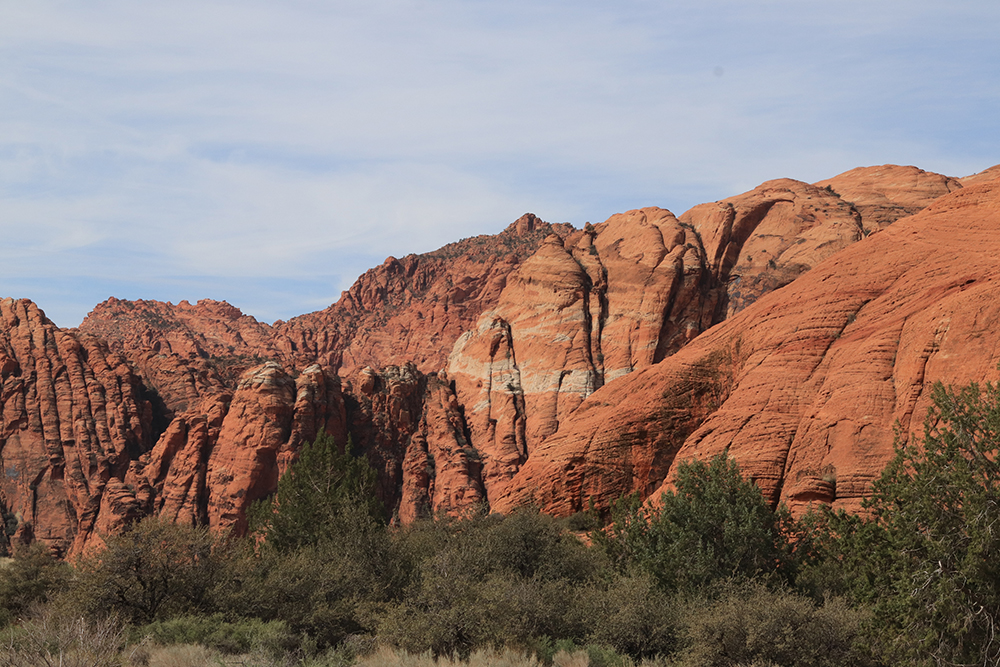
[[2, 165, 999, 556]]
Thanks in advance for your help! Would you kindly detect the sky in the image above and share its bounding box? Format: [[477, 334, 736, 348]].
[[1, 1, 998, 328]]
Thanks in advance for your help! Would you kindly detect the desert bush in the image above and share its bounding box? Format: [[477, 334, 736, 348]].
[[213, 516, 397, 649], [138, 613, 299, 657], [0, 542, 71, 627], [671, 581, 871, 667], [215, 430, 399, 648], [379, 508, 605, 656], [574, 573, 678, 659], [0, 605, 144, 667], [596, 455, 792, 593], [67, 518, 226, 625], [378, 570, 576, 656]]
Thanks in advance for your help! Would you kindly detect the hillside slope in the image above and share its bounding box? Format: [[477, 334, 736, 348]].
[[492, 177, 1000, 518], [2, 163, 995, 554]]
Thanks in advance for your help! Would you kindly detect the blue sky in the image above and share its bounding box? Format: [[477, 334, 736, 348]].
[[1, 1, 998, 327]]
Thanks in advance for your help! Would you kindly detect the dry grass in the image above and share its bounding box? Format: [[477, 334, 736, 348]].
[[145, 644, 217, 667], [352, 646, 598, 667]]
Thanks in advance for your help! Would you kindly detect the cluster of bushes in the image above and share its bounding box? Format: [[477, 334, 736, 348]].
[[2, 375, 999, 667]]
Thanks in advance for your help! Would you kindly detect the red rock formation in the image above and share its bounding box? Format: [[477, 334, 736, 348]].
[[80, 298, 276, 363], [201, 362, 347, 534], [683, 178, 865, 318], [959, 164, 1000, 186], [447, 208, 717, 499], [79, 298, 277, 414], [815, 164, 962, 232], [0, 298, 152, 556], [0, 296, 355, 552], [9, 165, 998, 554], [492, 179, 1000, 519], [449, 181, 870, 502], [272, 214, 572, 375], [344, 363, 483, 522]]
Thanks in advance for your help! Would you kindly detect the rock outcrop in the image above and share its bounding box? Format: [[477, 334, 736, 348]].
[[344, 364, 483, 522], [5, 164, 999, 553], [447, 179, 873, 502], [815, 164, 962, 232], [0, 299, 152, 556], [271, 214, 573, 375], [684, 178, 864, 318], [491, 178, 1000, 518]]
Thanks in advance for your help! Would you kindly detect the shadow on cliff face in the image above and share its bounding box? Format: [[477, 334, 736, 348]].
[[137, 382, 172, 457]]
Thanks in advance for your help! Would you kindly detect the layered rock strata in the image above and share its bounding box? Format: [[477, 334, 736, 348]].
[[4, 165, 996, 554], [492, 178, 1000, 519], [447, 178, 874, 502], [0, 299, 151, 556]]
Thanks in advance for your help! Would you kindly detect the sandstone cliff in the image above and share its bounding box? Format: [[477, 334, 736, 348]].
[[492, 177, 1000, 518], [0, 299, 152, 556], [447, 177, 874, 503], [4, 164, 997, 553], [270, 213, 573, 375]]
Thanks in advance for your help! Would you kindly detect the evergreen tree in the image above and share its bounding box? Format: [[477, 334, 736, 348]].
[[828, 379, 1000, 666], [250, 430, 383, 551], [597, 454, 791, 592]]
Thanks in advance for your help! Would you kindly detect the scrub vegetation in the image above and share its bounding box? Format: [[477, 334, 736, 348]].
[[2, 376, 998, 667]]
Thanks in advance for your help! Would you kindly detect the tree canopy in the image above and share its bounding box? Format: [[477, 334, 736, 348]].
[[596, 453, 792, 592], [249, 430, 383, 551], [824, 378, 1000, 666]]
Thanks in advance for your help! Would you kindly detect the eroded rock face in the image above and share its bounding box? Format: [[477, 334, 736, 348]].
[[344, 364, 484, 522], [272, 214, 573, 375], [815, 164, 962, 232], [79, 298, 278, 402], [491, 179, 1000, 518], [0, 299, 151, 556], [683, 178, 865, 318], [448, 182, 877, 503], [959, 164, 1000, 186], [0, 297, 354, 553], [447, 208, 718, 500], [7, 165, 999, 552]]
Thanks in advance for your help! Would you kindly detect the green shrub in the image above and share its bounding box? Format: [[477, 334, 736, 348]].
[[379, 508, 605, 657], [574, 573, 678, 658], [596, 455, 792, 593], [67, 518, 225, 625], [213, 532, 391, 648], [138, 613, 298, 656], [813, 378, 1000, 666], [0, 542, 71, 627], [673, 582, 871, 667]]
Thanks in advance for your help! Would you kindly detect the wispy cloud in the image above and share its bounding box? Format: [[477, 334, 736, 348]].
[[1, 0, 997, 326]]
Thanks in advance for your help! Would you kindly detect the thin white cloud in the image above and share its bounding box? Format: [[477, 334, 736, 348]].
[[0, 0, 997, 326]]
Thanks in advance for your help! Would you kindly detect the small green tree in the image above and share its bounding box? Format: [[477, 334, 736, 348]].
[[0, 542, 71, 627], [227, 431, 392, 646], [828, 379, 1000, 666], [596, 454, 792, 592], [69, 518, 224, 624], [249, 430, 383, 551]]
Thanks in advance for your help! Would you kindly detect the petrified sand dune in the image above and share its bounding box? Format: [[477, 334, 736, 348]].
[[492, 178, 1000, 518], [3, 165, 998, 553]]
